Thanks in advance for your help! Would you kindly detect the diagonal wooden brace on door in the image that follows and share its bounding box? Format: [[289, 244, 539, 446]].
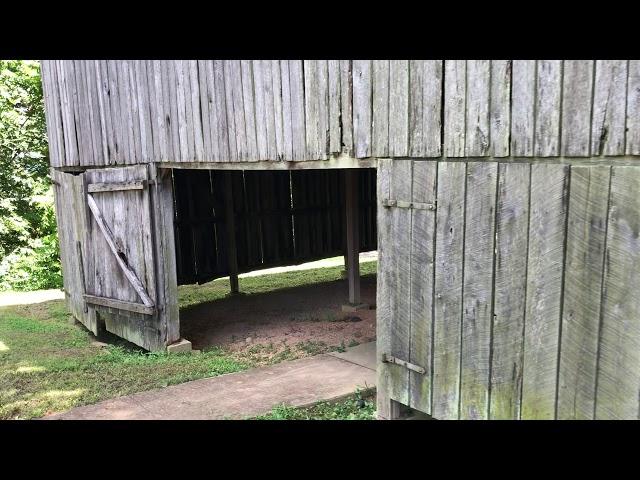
[[86, 194, 156, 312]]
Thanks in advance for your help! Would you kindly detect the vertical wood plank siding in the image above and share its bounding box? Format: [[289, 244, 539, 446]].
[[42, 60, 638, 168], [378, 160, 640, 419]]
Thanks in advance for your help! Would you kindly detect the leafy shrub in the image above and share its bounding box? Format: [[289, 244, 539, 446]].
[[0, 60, 60, 291], [0, 232, 62, 291], [0, 187, 62, 291]]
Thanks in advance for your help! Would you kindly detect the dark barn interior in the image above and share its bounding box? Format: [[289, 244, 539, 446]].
[[170, 167, 378, 352], [171, 168, 377, 286]]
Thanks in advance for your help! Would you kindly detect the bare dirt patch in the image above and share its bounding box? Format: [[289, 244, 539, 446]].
[[180, 275, 376, 365]]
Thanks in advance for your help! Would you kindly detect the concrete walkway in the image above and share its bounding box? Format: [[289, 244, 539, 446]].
[[47, 342, 377, 420]]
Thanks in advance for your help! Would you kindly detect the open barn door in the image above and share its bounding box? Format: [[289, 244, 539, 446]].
[[81, 165, 178, 351], [51, 169, 98, 334]]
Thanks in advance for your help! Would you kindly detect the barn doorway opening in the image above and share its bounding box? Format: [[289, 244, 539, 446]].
[[170, 167, 378, 365]]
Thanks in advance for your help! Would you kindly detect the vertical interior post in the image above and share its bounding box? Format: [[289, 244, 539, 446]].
[[223, 172, 239, 294], [344, 169, 365, 309]]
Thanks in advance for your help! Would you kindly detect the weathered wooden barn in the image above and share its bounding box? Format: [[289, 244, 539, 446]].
[[41, 60, 640, 420]]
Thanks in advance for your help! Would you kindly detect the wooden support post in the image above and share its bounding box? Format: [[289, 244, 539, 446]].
[[376, 393, 402, 420], [342, 169, 368, 311], [224, 172, 239, 294]]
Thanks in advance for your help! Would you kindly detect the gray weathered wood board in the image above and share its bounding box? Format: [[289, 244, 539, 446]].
[[443, 61, 467, 157], [432, 161, 466, 418], [459, 161, 497, 419], [51, 169, 94, 332], [591, 60, 627, 157], [386, 160, 413, 406], [558, 165, 610, 419], [353, 60, 372, 158], [465, 61, 491, 157], [521, 164, 569, 419], [595, 166, 640, 419], [408, 160, 437, 414], [562, 60, 594, 157], [489, 163, 530, 419], [534, 60, 562, 157]]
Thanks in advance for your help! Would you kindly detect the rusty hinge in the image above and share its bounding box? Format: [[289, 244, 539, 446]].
[[382, 199, 436, 211], [381, 354, 426, 374]]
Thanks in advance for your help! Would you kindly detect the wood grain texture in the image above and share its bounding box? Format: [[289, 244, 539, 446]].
[[409, 61, 442, 157], [591, 60, 628, 156], [408, 160, 437, 414], [387, 159, 412, 406], [328, 60, 341, 154], [433, 161, 466, 419], [303, 60, 320, 159], [626, 61, 640, 155], [460, 162, 497, 419], [490, 60, 511, 157], [444, 61, 466, 157], [490, 163, 530, 419], [340, 60, 354, 156], [376, 159, 393, 414], [535, 60, 562, 157], [562, 60, 594, 156], [389, 60, 409, 157], [253, 60, 269, 160], [465, 61, 491, 157], [268, 60, 283, 160], [279, 60, 293, 161], [596, 166, 640, 419], [558, 165, 610, 419], [353, 60, 372, 158], [521, 163, 570, 419], [241, 60, 258, 161], [289, 61, 306, 160], [372, 60, 390, 157], [511, 60, 536, 156]]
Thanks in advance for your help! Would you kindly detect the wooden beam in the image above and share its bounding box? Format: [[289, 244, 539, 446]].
[[83, 294, 155, 315], [86, 194, 155, 307], [223, 172, 239, 294], [345, 169, 361, 304], [87, 180, 146, 193]]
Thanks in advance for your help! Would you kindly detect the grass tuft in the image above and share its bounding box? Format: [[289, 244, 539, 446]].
[[254, 391, 376, 420]]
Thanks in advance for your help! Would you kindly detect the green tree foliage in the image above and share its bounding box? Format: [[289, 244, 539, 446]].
[[0, 60, 61, 291]]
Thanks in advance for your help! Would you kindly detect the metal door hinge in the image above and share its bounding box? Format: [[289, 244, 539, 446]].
[[381, 354, 426, 375], [382, 199, 436, 211]]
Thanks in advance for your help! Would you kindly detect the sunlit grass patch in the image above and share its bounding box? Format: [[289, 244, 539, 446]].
[[0, 300, 249, 419]]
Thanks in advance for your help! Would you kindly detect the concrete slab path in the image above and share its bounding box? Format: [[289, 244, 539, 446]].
[[47, 342, 377, 420]]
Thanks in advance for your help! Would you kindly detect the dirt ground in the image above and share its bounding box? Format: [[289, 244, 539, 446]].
[[180, 275, 376, 362]]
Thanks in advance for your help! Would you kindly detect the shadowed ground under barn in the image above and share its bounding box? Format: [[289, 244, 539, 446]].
[[179, 256, 377, 362]]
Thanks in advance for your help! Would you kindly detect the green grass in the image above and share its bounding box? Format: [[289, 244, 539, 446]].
[[178, 260, 377, 309], [0, 260, 377, 419], [0, 300, 247, 419], [254, 392, 376, 420]]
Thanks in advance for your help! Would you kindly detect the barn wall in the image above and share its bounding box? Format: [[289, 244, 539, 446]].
[[41, 60, 640, 414], [377, 159, 640, 420], [41, 61, 640, 169]]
